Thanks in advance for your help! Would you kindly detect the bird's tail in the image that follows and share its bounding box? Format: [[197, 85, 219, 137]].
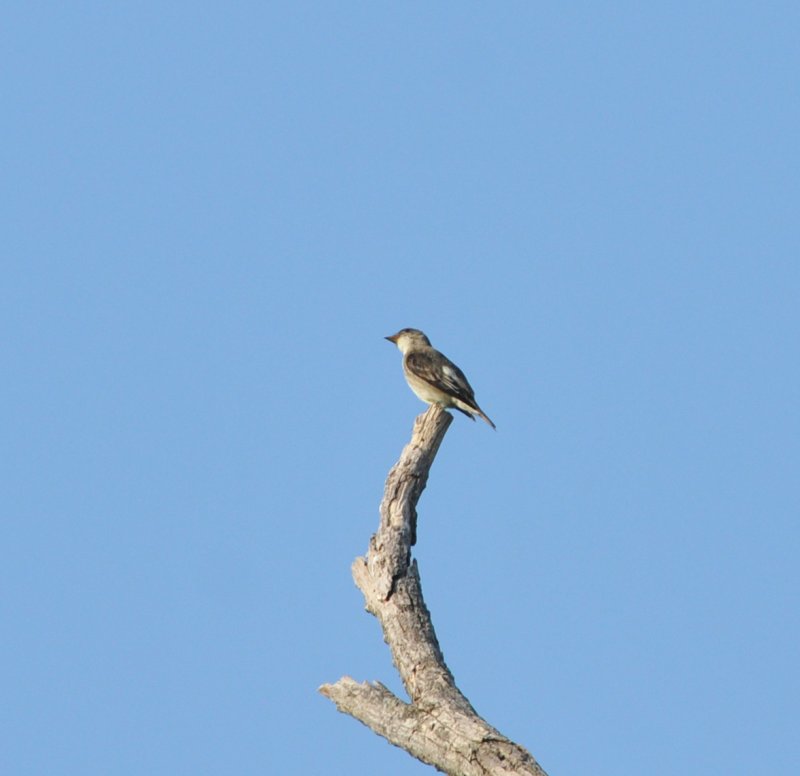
[[476, 408, 496, 430], [454, 402, 496, 429]]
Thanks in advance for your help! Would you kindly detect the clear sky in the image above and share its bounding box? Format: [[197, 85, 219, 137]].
[[3, 4, 798, 775]]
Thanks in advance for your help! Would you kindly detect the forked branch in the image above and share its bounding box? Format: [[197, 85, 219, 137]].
[[320, 405, 548, 776]]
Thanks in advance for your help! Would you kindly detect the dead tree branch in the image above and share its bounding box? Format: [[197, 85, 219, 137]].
[[320, 404, 548, 776]]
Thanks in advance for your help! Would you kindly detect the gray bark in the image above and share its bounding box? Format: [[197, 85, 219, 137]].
[[320, 405, 548, 776]]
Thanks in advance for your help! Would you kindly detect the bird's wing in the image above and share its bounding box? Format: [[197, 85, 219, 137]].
[[406, 350, 478, 407]]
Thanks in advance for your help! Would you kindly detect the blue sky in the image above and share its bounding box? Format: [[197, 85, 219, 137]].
[[3, 4, 798, 774]]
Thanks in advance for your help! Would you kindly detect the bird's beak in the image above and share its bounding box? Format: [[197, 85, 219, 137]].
[[385, 333, 399, 343]]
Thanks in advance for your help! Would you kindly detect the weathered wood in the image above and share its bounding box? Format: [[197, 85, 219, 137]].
[[320, 404, 548, 776]]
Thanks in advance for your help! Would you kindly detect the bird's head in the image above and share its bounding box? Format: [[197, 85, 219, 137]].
[[385, 328, 431, 354]]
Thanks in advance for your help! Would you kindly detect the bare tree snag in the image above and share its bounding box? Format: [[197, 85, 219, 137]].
[[320, 404, 548, 776]]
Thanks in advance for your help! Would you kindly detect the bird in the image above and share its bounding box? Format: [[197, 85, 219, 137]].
[[385, 328, 496, 429]]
